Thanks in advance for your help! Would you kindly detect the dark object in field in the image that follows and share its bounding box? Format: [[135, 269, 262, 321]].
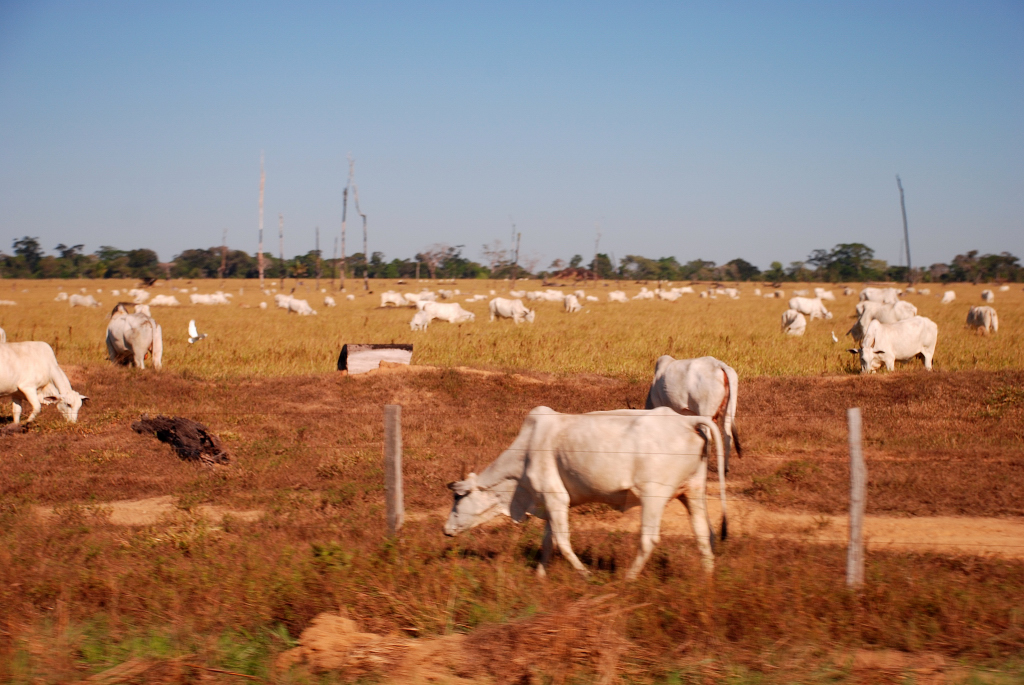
[[131, 414, 230, 465], [337, 343, 413, 374], [0, 423, 28, 436]]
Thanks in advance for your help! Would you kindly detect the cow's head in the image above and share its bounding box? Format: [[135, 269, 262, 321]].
[[43, 387, 88, 423], [443, 472, 512, 536], [525, 309, 536, 323], [848, 336, 885, 374]]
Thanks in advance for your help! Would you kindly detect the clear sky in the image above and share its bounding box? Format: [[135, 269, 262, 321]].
[[1, 1, 1021, 270]]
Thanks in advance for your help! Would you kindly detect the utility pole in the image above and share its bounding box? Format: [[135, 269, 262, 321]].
[[896, 175, 912, 285], [315, 226, 321, 291], [353, 184, 369, 291], [257, 153, 265, 288], [331, 236, 338, 289], [279, 214, 285, 291]]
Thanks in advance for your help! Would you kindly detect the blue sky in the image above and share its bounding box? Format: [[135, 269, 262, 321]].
[[1, 2, 1021, 270]]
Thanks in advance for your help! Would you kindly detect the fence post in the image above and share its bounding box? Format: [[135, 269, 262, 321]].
[[384, 405, 404, 536], [846, 407, 866, 588]]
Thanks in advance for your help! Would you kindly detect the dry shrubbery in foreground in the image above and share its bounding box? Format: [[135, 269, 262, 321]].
[[1, 366, 1022, 682]]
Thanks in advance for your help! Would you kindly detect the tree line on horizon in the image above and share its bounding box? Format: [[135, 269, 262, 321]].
[[1, 236, 1020, 284]]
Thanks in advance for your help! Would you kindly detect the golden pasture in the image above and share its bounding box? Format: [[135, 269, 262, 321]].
[[0, 278, 1020, 380]]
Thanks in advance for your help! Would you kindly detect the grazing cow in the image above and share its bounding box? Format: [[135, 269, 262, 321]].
[[444, 407, 726, 578], [149, 294, 180, 306], [940, 290, 956, 304], [781, 309, 806, 336], [657, 289, 681, 301], [848, 316, 938, 374], [645, 355, 741, 474], [860, 287, 900, 304], [633, 288, 654, 300], [286, 298, 317, 315], [585, 295, 599, 302], [346, 294, 355, 301], [814, 288, 836, 301], [847, 300, 918, 342], [792, 289, 809, 297], [918, 288, 931, 295], [509, 290, 525, 298], [563, 294, 583, 313], [722, 288, 739, 299], [981, 289, 995, 303], [843, 287, 856, 296], [439, 289, 455, 299], [69, 294, 101, 308], [788, 296, 832, 321], [410, 310, 432, 331], [998, 285, 1010, 292], [380, 291, 405, 307], [129, 289, 151, 304], [677, 286, 695, 294], [0, 327, 5, 343], [420, 302, 475, 323], [489, 298, 535, 324], [106, 304, 163, 370], [608, 290, 628, 303], [324, 296, 336, 307], [133, 304, 151, 317], [573, 290, 586, 300], [259, 302, 268, 309], [54, 292, 69, 302], [0, 341, 88, 424], [754, 288, 762, 296], [966, 306, 998, 334], [190, 292, 230, 305]]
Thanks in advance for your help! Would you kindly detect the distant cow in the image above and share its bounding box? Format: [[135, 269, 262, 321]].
[[444, 407, 726, 578], [608, 291, 628, 303], [54, 292, 69, 302], [981, 289, 995, 303], [788, 297, 832, 321], [69, 294, 101, 308], [940, 291, 956, 304], [106, 304, 163, 370], [781, 309, 806, 336], [860, 287, 900, 304], [645, 355, 741, 474], [966, 306, 998, 335], [563, 294, 583, 313], [489, 298, 535, 324], [324, 296, 336, 307], [847, 300, 918, 343], [409, 310, 432, 331], [0, 341, 88, 425], [380, 291, 405, 307], [814, 288, 836, 301], [848, 316, 938, 374], [149, 295, 180, 306], [420, 302, 475, 323], [286, 298, 317, 315]]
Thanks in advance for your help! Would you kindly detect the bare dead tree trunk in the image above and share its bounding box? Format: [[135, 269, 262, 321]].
[[219, 227, 228, 282], [258, 153, 265, 288], [340, 155, 354, 291], [896, 175, 912, 286], [331, 236, 338, 289], [353, 184, 368, 291], [510, 232, 521, 288], [279, 214, 285, 291], [315, 226, 321, 291]]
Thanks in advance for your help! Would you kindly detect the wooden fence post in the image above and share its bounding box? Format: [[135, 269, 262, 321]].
[[384, 405, 404, 536], [846, 407, 866, 587]]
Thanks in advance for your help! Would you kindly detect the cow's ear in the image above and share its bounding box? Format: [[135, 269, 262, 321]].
[[846, 349, 859, 355], [80, 395, 90, 403]]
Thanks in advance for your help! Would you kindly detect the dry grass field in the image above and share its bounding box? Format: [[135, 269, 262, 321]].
[[0, 277, 1021, 379], [1, 278, 1023, 683]]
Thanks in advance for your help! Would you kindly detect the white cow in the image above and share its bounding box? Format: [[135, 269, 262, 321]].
[[444, 407, 726, 578], [633, 288, 655, 300], [149, 295, 180, 306], [54, 292, 69, 302], [918, 288, 931, 296], [940, 290, 956, 304], [0, 327, 5, 343], [677, 286, 695, 294], [792, 289, 809, 297], [0, 342, 88, 425], [585, 295, 599, 302], [133, 304, 151, 317], [129, 289, 151, 304], [380, 291, 405, 307], [999, 285, 1010, 292], [286, 298, 317, 315], [847, 300, 918, 342], [781, 309, 807, 336], [966, 306, 998, 334], [106, 304, 163, 370], [645, 355, 741, 473], [573, 290, 586, 300], [508, 290, 525, 298], [788, 297, 832, 321], [849, 316, 938, 374], [69, 294, 101, 308], [814, 288, 836, 301], [346, 294, 355, 301], [489, 298, 535, 324], [860, 287, 900, 304], [420, 302, 475, 323], [608, 291, 628, 303], [324, 296, 336, 307], [563, 294, 583, 313], [409, 310, 432, 331], [843, 287, 856, 296], [190, 292, 230, 305], [722, 288, 739, 299], [439, 289, 455, 299], [657, 289, 681, 302], [540, 290, 566, 303], [981, 289, 995, 303]]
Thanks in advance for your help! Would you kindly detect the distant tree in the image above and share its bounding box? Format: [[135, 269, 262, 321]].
[[724, 258, 760, 281], [590, 253, 616, 279], [13, 236, 43, 273], [569, 254, 583, 268]]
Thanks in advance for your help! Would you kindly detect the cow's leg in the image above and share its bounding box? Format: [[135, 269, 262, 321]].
[[11, 396, 23, 425], [684, 473, 715, 573], [625, 495, 670, 580], [19, 386, 43, 424], [923, 348, 934, 371], [537, 521, 553, 579], [546, 497, 589, 576]]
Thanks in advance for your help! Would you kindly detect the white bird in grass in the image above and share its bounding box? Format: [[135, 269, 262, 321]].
[[831, 331, 838, 343], [188, 320, 208, 344]]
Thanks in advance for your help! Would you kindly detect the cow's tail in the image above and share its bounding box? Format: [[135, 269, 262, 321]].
[[696, 418, 727, 542]]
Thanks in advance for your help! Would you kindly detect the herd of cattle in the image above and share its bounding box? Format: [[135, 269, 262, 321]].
[[0, 279, 1016, 578]]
